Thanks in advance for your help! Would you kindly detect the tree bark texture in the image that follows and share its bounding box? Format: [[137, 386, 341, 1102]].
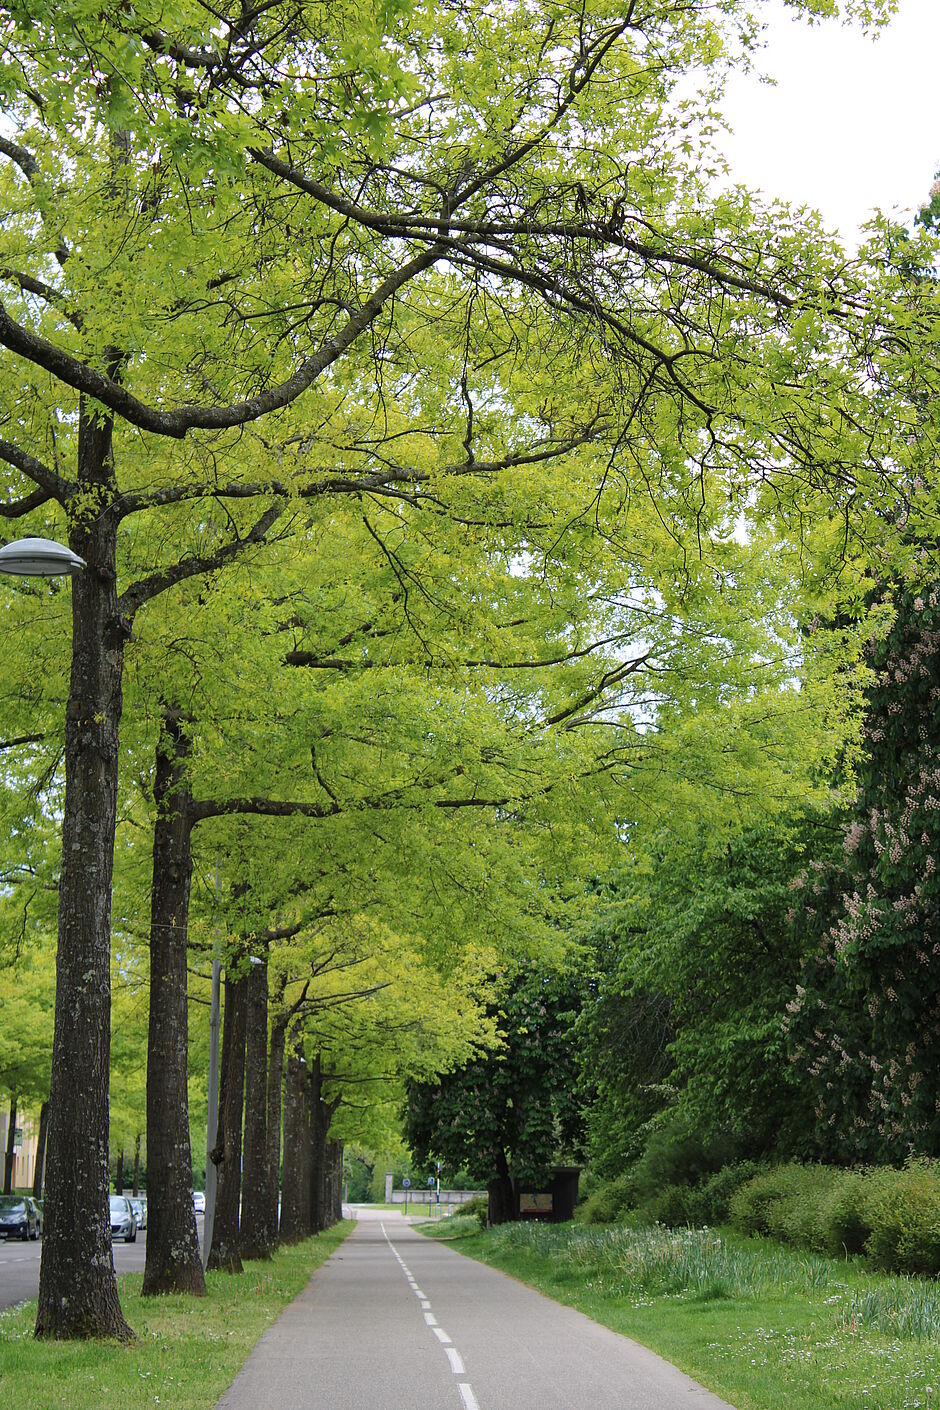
[[3, 1095, 16, 1194], [488, 1148, 517, 1226], [278, 1036, 308, 1244], [32, 1101, 48, 1200], [328, 1141, 343, 1226], [142, 714, 205, 1296], [206, 971, 247, 1273], [36, 399, 132, 1340], [307, 1056, 339, 1234], [239, 956, 271, 1260], [264, 1008, 287, 1251]]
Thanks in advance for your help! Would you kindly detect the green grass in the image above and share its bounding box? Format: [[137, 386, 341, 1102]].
[[0, 1221, 352, 1410], [416, 1219, 940, 1410]]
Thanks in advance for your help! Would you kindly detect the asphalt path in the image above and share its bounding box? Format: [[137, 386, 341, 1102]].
[[0, 1217, 199, 1311], [217, 1207, 734, 1410]]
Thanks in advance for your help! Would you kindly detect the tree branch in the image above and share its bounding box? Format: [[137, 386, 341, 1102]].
[[0, 437, 71, 502], [0, 244, 445, 438], [117, 501, 286, 621]]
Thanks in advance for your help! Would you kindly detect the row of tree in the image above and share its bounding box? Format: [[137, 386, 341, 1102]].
[[1, 0, 938, 1339]]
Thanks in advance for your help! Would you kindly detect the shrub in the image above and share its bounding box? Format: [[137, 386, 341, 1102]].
[[820, 1170, 874, 1256], [729, 1163, 836, 1248], [460, 1194, 490, 1229], [640, 1182, 700, 1227], [580, 1171, 639, 1225], [696, 1161, 763, 1225], [633, 1120, 737, 1203], [866, 1160, 940, 1277], [575, 1168, 601, 1207]]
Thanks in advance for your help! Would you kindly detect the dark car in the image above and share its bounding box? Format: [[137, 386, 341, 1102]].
[[0, 1194, 42, 1240], [109, 1194, 137, 1243]]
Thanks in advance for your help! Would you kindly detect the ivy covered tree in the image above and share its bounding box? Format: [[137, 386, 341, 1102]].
[[403, 967, 584, 1221]]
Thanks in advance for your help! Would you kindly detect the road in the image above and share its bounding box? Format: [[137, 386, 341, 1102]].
[[217, 1207, 734, 1410], [0, 1219, 193, 1311]]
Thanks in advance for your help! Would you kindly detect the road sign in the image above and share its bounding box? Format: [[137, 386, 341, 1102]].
[[402, 1177, 411, 1189]]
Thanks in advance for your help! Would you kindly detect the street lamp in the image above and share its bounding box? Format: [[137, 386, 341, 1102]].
[[0, 537, 84, 576]]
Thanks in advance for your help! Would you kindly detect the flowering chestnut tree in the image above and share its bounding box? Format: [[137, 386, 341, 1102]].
[[787, 586, 940, 1162]]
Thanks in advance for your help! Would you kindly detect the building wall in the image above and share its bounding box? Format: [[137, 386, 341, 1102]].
[[0, 1107, 40, 1192]]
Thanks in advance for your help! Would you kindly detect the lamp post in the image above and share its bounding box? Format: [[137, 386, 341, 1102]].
[[0, 537, 85, 576]]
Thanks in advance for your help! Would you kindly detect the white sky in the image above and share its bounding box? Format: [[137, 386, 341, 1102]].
[[721, 0, 940, 243]]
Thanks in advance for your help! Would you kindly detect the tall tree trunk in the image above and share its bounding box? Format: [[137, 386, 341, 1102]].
[[206, 971, 247, 1273], [115, 1147, 124, 1196], [132, 1133, 140, 1198], [278, 1035, 308, 1244], [240, 956, 271, 1260], [142, 713, 205, 1296], [264, 1003, 288, 1251], [3, 1095, 16, 1194], [329, 1141, 343, 1225], [36, 397, 132, 1341], [32, 1101, 49, 1200], [307, 1056, 338, 1234], [488, 1147, 517, 1225]]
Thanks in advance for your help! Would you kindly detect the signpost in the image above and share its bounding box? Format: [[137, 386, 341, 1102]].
[[402, 1176, 410, 1216]]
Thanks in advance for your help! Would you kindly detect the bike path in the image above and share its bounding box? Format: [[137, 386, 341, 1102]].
[[216, 1208, 734, 1410]]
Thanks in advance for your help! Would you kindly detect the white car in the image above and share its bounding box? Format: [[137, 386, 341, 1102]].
[[109, 1194, 137, 1243], [192, 1191, 206, 1213]]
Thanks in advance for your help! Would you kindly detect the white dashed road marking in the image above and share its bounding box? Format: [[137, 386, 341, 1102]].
[[458, 1383, 481, 1410], [382, 1222, 482, 1406]]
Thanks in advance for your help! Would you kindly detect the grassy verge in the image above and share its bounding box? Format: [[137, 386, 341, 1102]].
[[0, 1221, 352, 1410], [416, 1219, 939, 1410]]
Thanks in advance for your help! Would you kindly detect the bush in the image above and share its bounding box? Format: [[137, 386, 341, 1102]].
[[696, 1161, 763, 1225], [728, 1160, 940, 1278], [580, 1171, 639, 1225], [459, 1195, 490, 1229], [575, 1168, 601, 1207], [866, 1160, 940, 1277], [633, 1120, 737, 1202], [729, 1163, 836, 1249], [820, 1170, 874, 1256], [640, 1182, 699, 1227]]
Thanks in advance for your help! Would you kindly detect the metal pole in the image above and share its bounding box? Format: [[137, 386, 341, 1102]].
[[202, 957, 221, 1270]]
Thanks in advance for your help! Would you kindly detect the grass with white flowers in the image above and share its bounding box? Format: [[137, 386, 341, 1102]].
[[418, 1218, 940, 1410]]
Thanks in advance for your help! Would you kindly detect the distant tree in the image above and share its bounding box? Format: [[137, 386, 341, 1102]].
[[403, 967, 584, 1221]]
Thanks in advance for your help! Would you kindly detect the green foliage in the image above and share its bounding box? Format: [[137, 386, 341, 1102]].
[[634, 1121, 739, 1198], [460, 1195, 490, 1229], [728, 1164, 833, 1246], [404, 965, 586, 1187], [788, 587, 940, 1162], [580, 811, 837, 1174], [579, 1172, 641, 1225], [728, 1161, 940, 1278], [865, 1161, 940, 1277]]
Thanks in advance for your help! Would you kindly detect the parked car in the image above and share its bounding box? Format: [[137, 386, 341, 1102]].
[[109, 1193, 137, 1243], [128, 1196, 146, 1230], [0, 1194, 42, 1240], [192, 1190, 205, 1213]]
